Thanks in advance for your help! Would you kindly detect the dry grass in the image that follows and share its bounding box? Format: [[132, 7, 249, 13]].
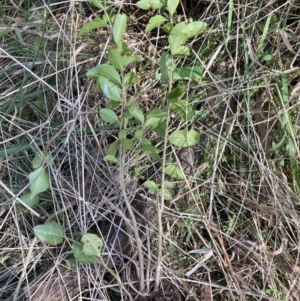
[[1, 1, 300, 300]]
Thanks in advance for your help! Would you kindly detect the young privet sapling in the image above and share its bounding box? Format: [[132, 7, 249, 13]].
[[85, 1, 208, 194], [84, 0, 208, 288]]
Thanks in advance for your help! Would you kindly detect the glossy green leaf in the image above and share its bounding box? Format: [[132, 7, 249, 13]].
[[118, 128, 131, 140], [167, 85, 185, 100], [88, 0, 104, 9], [99, 108, 119, 124], [123, 55, 140, 67], [171, 46, 190, 56], [107, 141, 119, 156], [135, 129, 144, 140], [170, 99, 194, 122], [113, 14, 127, 49], [152, 120, 167, 138], [135, 144, 161, 162], [143, 180, 158, 194], [18, 193, 39, 207], [72, 242, 98, 264], [159, 187, 172, 200], [166, 0, 179, 16], [106, 100, 121, 109], [97, 65, 121, 84], [86, 66, 100, 80], [97, 76, 121, 102], [32, 150, 52, 168], [108, 49, 124, 70], [103, 154, 119, 164], [160, 51, 176, 83], [146, 16, 168, 32], [146, 109, 167, 128], [121, 138, 134, 151], [165, 165, 184, 180], [79, 19, 107, 36], [169, 129, 200, 147], [173, 66, 202, 80], [129, 106, 145, 124], [171, 21, 207, 39], [81, 233, 103, 257], [162, 22, 173, 34], [34, 221, 64, 245], [29, 167, 50, 199], [164, 181, 174, 189], [124, 71, 134, 87], [169, 32, 187, 55], [169, 21, 207, 55], [136, 0, 164, 10]]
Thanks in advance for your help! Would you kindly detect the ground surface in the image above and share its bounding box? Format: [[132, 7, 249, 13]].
[[1, 1, 300, 301]]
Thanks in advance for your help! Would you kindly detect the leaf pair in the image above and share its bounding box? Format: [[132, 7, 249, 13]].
[[19, 151, 51, 208]]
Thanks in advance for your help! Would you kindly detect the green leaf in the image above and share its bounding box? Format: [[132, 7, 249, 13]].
[[121, 138, 134, 151], [171, 21, 207, 39], [169, 32, 187, 56], [160, 51, 176, 83], [145, 109, 168, 128], [123, 55, 140, 67], [29, 167, 50, 199], [152, 120, 167, 138], [145, 109, 167, 138], [143, 180, 158, 194], [163, 181, 174, 189], [146, 16, 168, 32], [107, 49, 124, 70], [170, 99, 194, 122], [97, 76, 121, 102], [103, 154, 119, 164], [172, 46, 190, 56], [97, 65, 121, 84], [119, 42, 131, 55], [166, 0, 179, 16], [107, 141, 119, 156], [99, 108, 119, 124], [145, 110, 167, 137], [118, 128, 131, 140], [0, 28, 13, 38], [86, 66, 101, 80], [81, 233, 103, 257], [18, 193, 39, 207], [134, 165, 150, 177], [88, 0, 104, 9], [72, 242, 98, 264], [136, 0, 164, 10], [86, 65, 121, 84], [173, 66, 202, 80], [34, 221, 64, 245], [113, 14, 127, 49], [165, 165, 184, 180], [124, 71, 134, 87], [169, 129, 200, 147], [163, 188, 172, 200], [159, 187, 172, 200], [135, 129, 144, 140], [167, 85, 185, 100], [162, 22, 173, 34], [32, 150, 52, 168], [128, 106, 145, 124], [135, 144, 161, 162], [169, 21, 207, 55], [106, 100, 121, 109], [79, 19, 107, 36]]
